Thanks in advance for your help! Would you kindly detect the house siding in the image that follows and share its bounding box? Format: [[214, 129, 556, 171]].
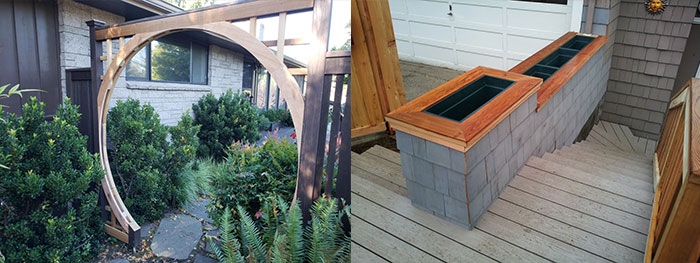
[[600, 0, 700, 140], [57, 0, 244, 126]]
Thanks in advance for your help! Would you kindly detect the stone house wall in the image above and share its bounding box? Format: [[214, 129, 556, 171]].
[[57, 0, 244, 126]]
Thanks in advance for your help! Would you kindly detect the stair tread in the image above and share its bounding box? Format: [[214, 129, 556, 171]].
[[558, 146, 653, 179], [543, 151, 652, 190], [576, 141, 652, 165], [526, 156, 653, 205]]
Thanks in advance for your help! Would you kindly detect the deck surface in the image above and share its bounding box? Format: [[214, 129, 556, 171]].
[[351, 122, 655, 263]]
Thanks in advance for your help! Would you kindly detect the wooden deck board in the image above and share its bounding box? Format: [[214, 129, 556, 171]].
[[353, 217, 443, 263], [527, 157, 653, 204], [488, 198, 644, 263], [542, 152, 653, 192], [352, 241, 390, 263], [351, 175, 546, 262], [354, 194, 495, 262], [476, 212, 609, 263], [573, 141, 652, 169], [501, 183, 648, 251], [554, 147, 653, 183], [510, 172, 650, 233], [352, 119, 652, 263]]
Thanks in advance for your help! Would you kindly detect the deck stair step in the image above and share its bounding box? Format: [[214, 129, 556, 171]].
[[352, 121, 657, 262]]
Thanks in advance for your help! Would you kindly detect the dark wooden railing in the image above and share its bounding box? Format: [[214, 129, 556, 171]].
[[645, 78, 700, 262], [296, 0, 351, 222]]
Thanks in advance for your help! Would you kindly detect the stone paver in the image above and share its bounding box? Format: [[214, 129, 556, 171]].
[[194, 253, 217, 263], [108, 259, 129, 263], [150, 214, 202, 260], [185, 199, 212, 224], [140, 222, 154, 239]]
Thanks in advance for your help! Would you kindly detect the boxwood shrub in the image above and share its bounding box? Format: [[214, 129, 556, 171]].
[[193, 90, 260, 160], [0, 98, 104, 262], [107, 98, 200, 222]]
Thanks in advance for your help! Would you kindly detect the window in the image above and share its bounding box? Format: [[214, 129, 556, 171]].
[[126, 34, 208, 84]]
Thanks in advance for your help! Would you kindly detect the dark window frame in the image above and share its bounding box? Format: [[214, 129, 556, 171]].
[[126, 37, 209, 85]]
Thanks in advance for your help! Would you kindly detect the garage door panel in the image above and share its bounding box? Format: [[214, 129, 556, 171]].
[[507, 8, 569, 32], [457, 50, 503, 69], [506, 34, 551, 55], [507, 58, 523, 69], [455, 27, 503, 52], [393, 0, 581, 71], [451, 3, 503, 26], [396, 39, 413, 56], [407, 0, 450, 18], [410, 21, 453, 43], [393, 19, 410, 35], [413, 43, 454, 64], [388, 0, 407, 13]]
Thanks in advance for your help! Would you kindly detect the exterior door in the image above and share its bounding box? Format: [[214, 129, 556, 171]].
[[389, 0, 584, 71], [65, 68, 99, 153]]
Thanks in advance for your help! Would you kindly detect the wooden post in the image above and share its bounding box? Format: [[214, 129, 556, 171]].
[[86, 19, 104, 154], [296, 0, 332, 222]]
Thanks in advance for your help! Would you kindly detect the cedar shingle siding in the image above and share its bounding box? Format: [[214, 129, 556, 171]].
[[601, 0, 699, 140]]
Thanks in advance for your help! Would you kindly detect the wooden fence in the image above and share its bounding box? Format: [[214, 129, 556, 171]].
[[351, 0, 406, 138], [646, 78, 700, 262]]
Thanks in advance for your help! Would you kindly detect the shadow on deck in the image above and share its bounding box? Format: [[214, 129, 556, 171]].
[[351, 121, 657, 263]]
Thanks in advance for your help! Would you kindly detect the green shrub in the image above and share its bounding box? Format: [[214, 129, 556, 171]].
[[107, 99, 200, 222], [0, 98, 104, 263], [209, 196, 350, 263], [193, 90, 261, 160], [262, 109, 293, 127], [258, 115, 271, 131], [209, 139, 297, 221]]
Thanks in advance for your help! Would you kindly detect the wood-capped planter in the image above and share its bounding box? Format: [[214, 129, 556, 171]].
[[510, 32, 608, 111], [386, 67, 540, 229], [386, 66, 541, 152]]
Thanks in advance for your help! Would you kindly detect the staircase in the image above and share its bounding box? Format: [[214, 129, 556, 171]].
[[351, 120, 657, 262]]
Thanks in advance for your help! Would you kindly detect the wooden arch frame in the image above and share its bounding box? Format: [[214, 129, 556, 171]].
[[95, 21, 305, 241]]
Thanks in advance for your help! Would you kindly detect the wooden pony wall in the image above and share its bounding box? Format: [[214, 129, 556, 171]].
[[86, 0, 350, 246]]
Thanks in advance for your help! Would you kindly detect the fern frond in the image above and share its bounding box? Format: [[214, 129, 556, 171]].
[[285, 200, 304, 263], [213, 207, 245, 263], [237, 205, 267, 260]]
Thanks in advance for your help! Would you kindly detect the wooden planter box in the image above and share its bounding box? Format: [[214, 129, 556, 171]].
[[386, 67, 541, 228]]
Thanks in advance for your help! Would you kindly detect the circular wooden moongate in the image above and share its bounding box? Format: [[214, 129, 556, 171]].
[[96, 22, 305, 231]]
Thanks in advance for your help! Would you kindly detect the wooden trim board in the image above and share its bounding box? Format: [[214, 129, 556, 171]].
[[95, 0, 313, 40]]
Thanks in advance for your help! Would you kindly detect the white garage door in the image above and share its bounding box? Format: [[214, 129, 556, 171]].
[[389, 0, 584, 71]]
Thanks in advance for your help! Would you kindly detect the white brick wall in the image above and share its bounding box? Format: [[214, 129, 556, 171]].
[[57, 0, 245, 126]]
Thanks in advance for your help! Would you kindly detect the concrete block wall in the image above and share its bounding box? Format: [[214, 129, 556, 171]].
[[601, 0, 700, 139], [57, 0, 245, 126], [396, 39, 610, 229]]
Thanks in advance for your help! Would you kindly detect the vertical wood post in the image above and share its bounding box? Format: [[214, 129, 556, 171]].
[[296, 0, 332, 222], [86, 19, 104, 154]]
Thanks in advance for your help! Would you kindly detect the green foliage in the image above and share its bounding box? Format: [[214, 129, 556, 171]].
[[107, 98, 200, 222], [209, 139, 297, 221], [262, 109, 293, 127], [258, 115, 271, 131], [182, 157, 216, 196], [0, 83, 43, 111], [210, 196, 351, 263], [193, 90, 261, 160], [0, 97, 104, 262]]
